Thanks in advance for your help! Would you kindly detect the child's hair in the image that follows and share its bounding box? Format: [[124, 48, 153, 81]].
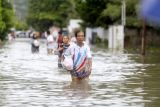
[[47, 30, 50, 35], [58, 30, 62, 35], [32, 34, 36, 39], [63, 35, 69, 39]]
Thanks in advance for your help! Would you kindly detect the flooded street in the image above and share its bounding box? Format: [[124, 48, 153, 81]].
[[0, 38, 160, 107]]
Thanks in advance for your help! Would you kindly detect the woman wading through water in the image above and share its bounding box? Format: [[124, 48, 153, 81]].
[[63, 30, 92, 82]]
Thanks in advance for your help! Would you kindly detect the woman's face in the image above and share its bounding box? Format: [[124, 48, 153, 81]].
[[63, 36, 69, 44], [76, 31, 85, 43]]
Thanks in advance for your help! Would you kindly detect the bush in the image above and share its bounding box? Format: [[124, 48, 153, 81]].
[[95, 36, 108, 48], [14, 21, 28, 31]]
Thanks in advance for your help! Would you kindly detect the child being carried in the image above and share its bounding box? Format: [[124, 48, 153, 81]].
[[55, 35, 70, 68]]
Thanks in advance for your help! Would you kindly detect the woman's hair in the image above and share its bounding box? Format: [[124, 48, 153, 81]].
[[74, 29, 85, 37]]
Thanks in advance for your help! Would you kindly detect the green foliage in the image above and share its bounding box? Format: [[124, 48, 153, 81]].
[[0, 0, 5, 33], [126, 17, 141, 28], [14, 20, 28, 30], [95, 36, 108, 48], [2, 8, 14, 29], [102, 3, 121, 21], [75, 0, 141, 28], [27, 0, 77, 31], [125, 0, 141, 27], [26, 0, 152, 31], [0, 0, 15, 40], [75, 0, 107, 27]]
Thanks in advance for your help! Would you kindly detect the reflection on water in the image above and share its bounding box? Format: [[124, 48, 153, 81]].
[[63, 80, 92, 102], [0, 38, 160, 107]]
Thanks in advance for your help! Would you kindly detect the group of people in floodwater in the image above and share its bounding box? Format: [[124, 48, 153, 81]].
[[29, 29, 92, 83]]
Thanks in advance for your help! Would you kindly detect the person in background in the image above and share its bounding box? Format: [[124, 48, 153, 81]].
[[8, 31, 15, 42], [63, 30, 92, 82], [46, 30, 55, 55], [70, 34, 76, 44], [31, 32, 40, 53], [51, 29, 59, 42]]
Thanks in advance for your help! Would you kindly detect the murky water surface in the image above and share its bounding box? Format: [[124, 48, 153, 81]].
[[0, 38, 159, 107]]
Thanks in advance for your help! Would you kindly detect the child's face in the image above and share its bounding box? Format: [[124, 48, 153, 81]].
[[63, 36, 69, 44]]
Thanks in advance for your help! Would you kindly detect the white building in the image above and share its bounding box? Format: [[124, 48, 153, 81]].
[[68, 19, 82, 34], [85, 27, 108, 44], [108, 25, 124, 53]]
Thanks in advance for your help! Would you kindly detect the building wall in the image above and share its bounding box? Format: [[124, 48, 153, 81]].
[[85, 27, 108, 44], [68, 19, 82, 34]]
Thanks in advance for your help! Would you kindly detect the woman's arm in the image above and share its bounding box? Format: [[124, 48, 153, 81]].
[[87, 58, 92, 72]]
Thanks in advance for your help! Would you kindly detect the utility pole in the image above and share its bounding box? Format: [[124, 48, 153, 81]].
[[121, 0, 126, 53], [141, 20, 146, 56], [121, 0, 126, 26]]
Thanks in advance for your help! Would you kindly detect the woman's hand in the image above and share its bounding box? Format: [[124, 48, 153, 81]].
[[87, 58, 92, 72]]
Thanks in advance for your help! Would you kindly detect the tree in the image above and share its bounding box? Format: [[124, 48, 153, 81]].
[[125, 0, 141, 28], [0, 0, 14, 40], [75, 0, 108, 28], [27, 0, 77, 31], [75, 0, 141, 28], [100, 1, 121, 27], [0, 0, 6, 35]]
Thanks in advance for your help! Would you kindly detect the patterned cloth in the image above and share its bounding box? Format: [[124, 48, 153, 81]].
[[63, 42, 92, 78]]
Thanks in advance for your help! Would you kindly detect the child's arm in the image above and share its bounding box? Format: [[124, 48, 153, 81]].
[[58, 47, 63, 51], [54, 47, 63, 55]]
